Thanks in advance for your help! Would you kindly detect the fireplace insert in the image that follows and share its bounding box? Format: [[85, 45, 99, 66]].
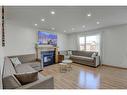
[[41, 51, 55, 67]]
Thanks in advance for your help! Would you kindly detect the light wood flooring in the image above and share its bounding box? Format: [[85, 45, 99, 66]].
[[40, 63, 127, 89]]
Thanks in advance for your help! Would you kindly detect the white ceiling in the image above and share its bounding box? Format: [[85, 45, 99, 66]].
[[5, 6, 127, 34]]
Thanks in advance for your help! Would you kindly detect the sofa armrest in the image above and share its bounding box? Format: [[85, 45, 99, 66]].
[[17, 75, 54, 89], [94, 56, 100, 67]]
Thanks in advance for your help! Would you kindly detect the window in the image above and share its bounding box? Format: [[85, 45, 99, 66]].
[[79, 35, 100, 52], [79, 37, 85, 51]]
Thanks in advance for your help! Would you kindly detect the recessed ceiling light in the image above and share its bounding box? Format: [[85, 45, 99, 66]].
[[41, 18, 45, 22], [87, 13, 91, 17], [51, 11, 55, 15], [72, 28, 75, 30], [35, 24, 37, 26], [64, 30, 66, 32], [51, 27, 55, 30], [82, 25, 86, 28], [96, 21, 100, 24]]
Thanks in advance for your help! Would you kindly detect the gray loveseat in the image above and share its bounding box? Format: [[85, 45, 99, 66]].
[[2, 55, 54, 89], [70, 51, 100, 67]]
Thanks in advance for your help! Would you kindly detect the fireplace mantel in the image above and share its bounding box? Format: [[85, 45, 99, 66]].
[[35, 45, 58, 63]]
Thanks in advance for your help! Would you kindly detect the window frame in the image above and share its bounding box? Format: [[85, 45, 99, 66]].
[[79, 34, 100, 52]]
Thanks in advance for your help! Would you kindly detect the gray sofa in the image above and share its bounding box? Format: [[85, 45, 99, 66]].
[[2, 56, 54, 89], [9, 54, 42, 71], [70, 51, 100, 67]]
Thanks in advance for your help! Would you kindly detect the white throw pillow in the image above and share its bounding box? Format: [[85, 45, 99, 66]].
[[10, 57, 21, 67], [91, 53, 96, 58]]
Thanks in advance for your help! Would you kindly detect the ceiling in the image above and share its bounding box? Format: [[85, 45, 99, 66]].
[[5, 6, 127, 34]]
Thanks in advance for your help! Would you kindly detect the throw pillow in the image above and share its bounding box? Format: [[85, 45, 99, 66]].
[[91, 53, 96, 58], [10, 57, 21, 67], [14, 72, 38, 85]]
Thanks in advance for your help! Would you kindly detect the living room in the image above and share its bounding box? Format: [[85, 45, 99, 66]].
[[1, 4, 127, 91]]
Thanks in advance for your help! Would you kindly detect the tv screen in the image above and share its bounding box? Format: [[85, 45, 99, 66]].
[[38, 31, 57, 46]]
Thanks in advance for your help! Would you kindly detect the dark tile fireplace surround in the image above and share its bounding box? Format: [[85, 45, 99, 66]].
[[41, 51, 55, 67]]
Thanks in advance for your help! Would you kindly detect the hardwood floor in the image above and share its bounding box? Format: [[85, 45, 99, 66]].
[[40, 63, 127, 89]]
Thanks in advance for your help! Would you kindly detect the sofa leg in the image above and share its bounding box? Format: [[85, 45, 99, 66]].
[[39, 69, 43, 72]]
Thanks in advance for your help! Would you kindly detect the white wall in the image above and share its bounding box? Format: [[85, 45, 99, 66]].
[[5, 21, 37, 56], [5, 20, 68, 56], [57, 32, 68, 51], [68, 24, 127, 68], [0, 6, 4, 89], [102, 25, 127, 68], [68, 34, 78, 50]]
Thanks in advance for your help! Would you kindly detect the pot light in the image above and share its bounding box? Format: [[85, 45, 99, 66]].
[[87, 13, 91, 17], [41, 18, 45, 22], [82, 25, 86, 28], [51, 11, 55, 15], [51, 27, 55, 30], [64, 30, 66, 32], [96, 21, 100, 24], [72, 28, 75, 30], [35, 24, 37, 26]]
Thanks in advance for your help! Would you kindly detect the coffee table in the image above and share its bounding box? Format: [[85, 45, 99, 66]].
[[62, 59, 72, 71], [59, 63, 68, 73]]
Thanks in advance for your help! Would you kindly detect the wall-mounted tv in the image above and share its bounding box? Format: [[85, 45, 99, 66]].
[[38, 31, 57, 46]]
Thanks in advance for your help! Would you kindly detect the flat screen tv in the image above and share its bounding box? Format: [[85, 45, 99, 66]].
[[38, 31, 57, 46]]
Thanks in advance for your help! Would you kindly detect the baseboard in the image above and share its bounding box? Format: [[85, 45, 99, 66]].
[[102, 64, 127, 70]]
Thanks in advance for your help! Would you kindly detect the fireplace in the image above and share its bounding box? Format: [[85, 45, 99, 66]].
[[41, 51, 55, 67]]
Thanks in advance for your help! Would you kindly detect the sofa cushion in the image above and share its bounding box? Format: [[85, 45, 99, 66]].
[[16, 63, 46, 78], [17, 74, 54, 89], [3, 75, 21, 89], [25, 62, 41, 68], [3, 57, 16, 78], [14, 72, 38, 85], [18, 54, 36, 63], [71, 55, 94, 62], [24, 62, 42, 71], [9, 54, 36, 63], [15, 64, 36, 73], [72, 51, 98, 57], [79, 56, 94, 62]]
